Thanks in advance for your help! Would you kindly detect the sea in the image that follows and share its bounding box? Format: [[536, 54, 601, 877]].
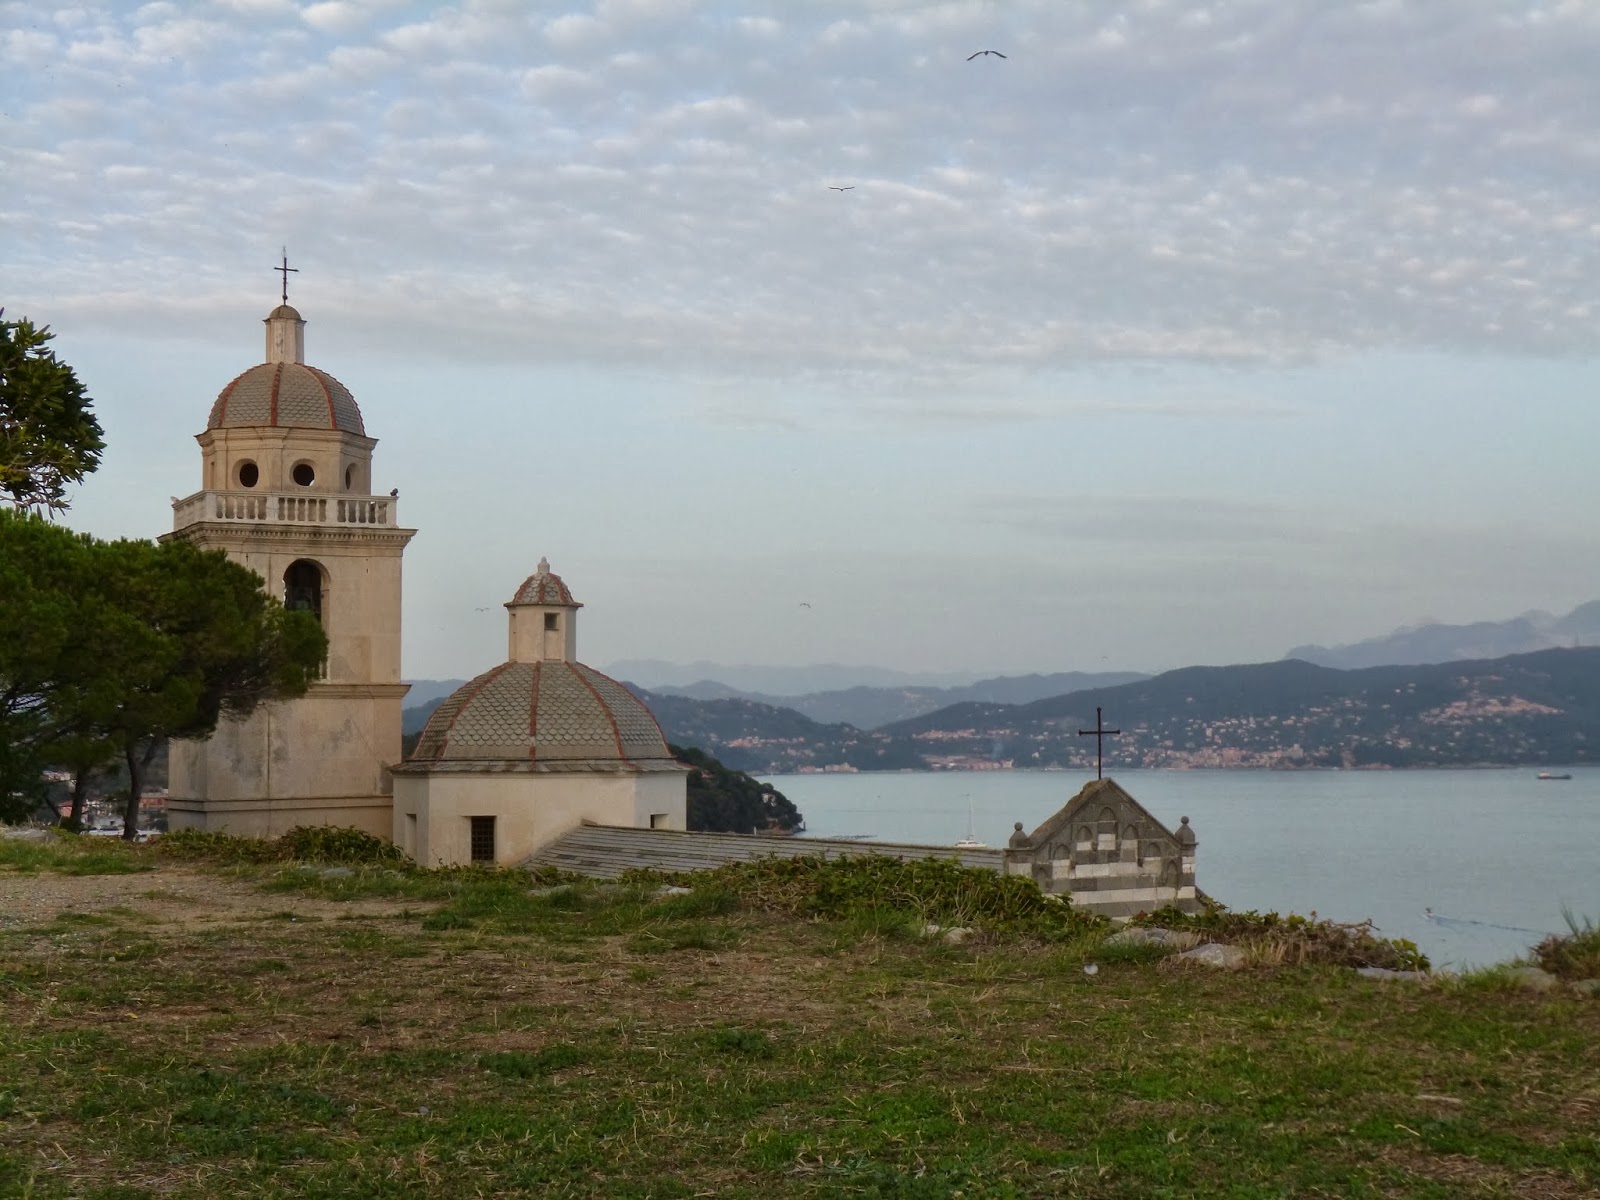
[[763, 767, 1600, 969]]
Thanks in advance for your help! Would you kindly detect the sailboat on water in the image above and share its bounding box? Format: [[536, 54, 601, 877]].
[[954, 795, 987, 849]]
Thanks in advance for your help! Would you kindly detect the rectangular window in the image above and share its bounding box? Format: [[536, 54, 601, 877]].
[[403, 813, 417, 856], [649, 813, 669, 829], [544, 612, 559, 632], [469, 816, 496, 864]]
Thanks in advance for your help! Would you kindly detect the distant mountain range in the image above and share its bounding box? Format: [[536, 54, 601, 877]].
[[644, 671, 1148, 730], [1287, 600, 1600, 669], [401, 601, 1600, 769], [602, 660, 986, 693], [405, 646, 1600, 775]]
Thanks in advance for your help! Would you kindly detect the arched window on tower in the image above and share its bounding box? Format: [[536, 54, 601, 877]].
[[284, 560, 325, 624]]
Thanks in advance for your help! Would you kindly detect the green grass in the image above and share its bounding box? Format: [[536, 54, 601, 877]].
[[0, 830, 152, 875], [1, 846, 1597, 1197]]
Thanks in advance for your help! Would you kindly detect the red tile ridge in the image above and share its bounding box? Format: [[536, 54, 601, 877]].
[[572, 663, 632, 765], [212, 369, 248, 426], [527, 660, 542, 762], [310, 366, 338, 427], [437, 662, 514, 761], [269, 363, 283, 426]]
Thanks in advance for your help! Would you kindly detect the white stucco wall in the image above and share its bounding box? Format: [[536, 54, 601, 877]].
[[393, 769, 687, 867]]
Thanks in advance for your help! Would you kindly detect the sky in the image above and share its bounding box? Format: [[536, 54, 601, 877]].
[[5, 0, 1600, 686]]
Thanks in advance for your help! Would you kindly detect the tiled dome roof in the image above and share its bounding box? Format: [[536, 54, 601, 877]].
[[509, 558, 581, 608], [408, 661, 672, 765], [208, 362, 366, 434]]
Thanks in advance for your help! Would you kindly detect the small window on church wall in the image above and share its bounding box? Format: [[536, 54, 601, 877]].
[[344, 464, 356, 491], [292, 462, 316, 487], [284, 560, 324, 624], [469, 816, 496, 863], [650, 813, 669, 829], [544, 613, 559, 632], [237, 461, 259, 488]]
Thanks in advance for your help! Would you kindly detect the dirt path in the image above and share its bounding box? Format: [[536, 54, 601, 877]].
[[0, 864, 423, 930]]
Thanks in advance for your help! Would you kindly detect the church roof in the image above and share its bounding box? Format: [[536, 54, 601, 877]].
[[207, 362, 366, 434], [508, 558, 581, 608], [406, 661, 672, 767], [1023, 777, 1187, 848]]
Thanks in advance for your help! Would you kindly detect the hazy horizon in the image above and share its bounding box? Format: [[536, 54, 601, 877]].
[[9, 1, 1599, 680]]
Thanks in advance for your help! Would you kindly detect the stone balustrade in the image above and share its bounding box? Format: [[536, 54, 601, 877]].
[[172, 489, 398, 530]]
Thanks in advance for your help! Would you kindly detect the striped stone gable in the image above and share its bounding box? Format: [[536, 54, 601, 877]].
[[1002, 777, 1201, 918]]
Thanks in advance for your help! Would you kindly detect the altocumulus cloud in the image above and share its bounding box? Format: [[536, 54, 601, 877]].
[[4, 0, 1600, 401]]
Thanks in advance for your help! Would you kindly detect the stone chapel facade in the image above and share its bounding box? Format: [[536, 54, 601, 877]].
[[163, 303, 415, 837]]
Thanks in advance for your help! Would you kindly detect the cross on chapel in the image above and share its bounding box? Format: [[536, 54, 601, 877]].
[[1077, 705, 1121, 780], [275, 248, 298, 305]]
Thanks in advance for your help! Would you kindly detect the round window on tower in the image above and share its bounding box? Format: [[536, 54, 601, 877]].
[[237, 461, 259, 488], [292, 462, 316, 487]]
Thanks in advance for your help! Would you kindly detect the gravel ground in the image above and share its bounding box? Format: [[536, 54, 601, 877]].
[[0, 834, 418, 929]]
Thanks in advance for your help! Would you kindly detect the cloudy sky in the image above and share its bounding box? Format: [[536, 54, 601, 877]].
[[6, 0, 1599, 685]]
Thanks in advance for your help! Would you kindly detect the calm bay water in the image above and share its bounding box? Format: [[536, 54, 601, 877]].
[[764, 768, 1600, 968]]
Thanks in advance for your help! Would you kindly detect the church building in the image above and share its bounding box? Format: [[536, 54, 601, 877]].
[[164, 301, 415, 837], [162, 290, 686, 864], [157, 285, 1194, 908]]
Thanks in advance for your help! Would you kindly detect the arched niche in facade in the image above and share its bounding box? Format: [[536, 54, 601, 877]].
[[284, 559, 328, 625]]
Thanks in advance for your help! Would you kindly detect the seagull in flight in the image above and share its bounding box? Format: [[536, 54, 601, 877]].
[[967, 49, 1007, 60], [829, 185, 854, 191]]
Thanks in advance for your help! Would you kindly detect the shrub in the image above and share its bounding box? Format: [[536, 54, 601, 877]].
[[276, 826, 406, 865], [1132, 898, 1429, 971], [1532, 910, 1600, 981], [157, 825, 404, 866], [630, 854, 1108, 939]]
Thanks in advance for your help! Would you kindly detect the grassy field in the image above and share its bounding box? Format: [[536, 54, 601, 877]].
[[2, 833, 1597, 1198]]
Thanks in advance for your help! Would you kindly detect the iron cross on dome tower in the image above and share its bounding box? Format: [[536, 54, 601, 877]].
[[1077, 705, 1121, 780], [275, 248, 298, 305]]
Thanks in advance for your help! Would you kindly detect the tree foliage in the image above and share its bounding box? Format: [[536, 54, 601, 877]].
[[670, 743, 803, 834], [0, 314, 105, 514], [0, 510, 327, 832]]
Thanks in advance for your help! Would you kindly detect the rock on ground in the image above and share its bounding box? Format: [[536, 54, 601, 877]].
[[1357, 967, 1430, 983], [1106, 926, 1200, 952], [1167, 942, 1247, 970], [1508, 966, 1562, 993]]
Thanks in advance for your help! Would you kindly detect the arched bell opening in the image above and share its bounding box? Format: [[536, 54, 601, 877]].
[[284, 559, 327, 625]]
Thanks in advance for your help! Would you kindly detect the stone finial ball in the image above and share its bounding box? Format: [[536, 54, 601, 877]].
[[1013, 821, 1024, 831]]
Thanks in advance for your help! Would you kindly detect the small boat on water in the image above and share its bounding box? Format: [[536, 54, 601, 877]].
[[953, 795, 987, 849], [1536, 771, 1573, 781]]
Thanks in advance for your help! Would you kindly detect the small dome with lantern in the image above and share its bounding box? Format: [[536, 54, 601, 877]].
[[392, 559, 687, 867]]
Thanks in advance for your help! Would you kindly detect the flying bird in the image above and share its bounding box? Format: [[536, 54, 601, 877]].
[[967, 49, 1007, 60], [799, 602, 812, 609], [829, 185, 855, 191]]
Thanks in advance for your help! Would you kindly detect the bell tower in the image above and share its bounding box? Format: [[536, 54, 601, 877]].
[[163, 294, 417, 837]]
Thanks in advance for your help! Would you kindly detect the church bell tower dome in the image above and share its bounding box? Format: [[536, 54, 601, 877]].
[[205, 303, 365, 434]]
